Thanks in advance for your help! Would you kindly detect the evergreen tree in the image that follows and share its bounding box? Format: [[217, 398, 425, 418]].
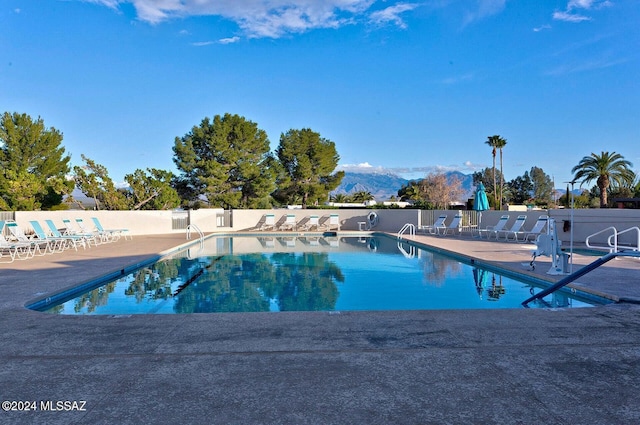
[[274, 128, 344, 208], [125, 168, 181, 210], [73, 155, 129, 210], [173, 114, 274, 209], [0, 112, 73, 210]]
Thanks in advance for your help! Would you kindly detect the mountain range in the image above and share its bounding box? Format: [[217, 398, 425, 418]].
[[332, 171, 475, 201]]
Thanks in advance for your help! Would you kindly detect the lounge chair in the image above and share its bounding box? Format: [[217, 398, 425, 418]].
[[477, 215, 509, 239], [62, 219, 100, 245], [279, 214, 297, 231], [76, 218, 113, 243], [326, 214, 340, 231], [0, 221, 32, 262], [259, 214, 276, 231], [301, 215, 321, 231], [497, 215, 528, 241], [5, 221, 52, 256], [45, 220, 90, 249], [92, 217, 131, 241], [420, 214, 447, 235], [28, 220, 68, 253], [439, 213, 463, 236], [515, 215, 549, 242]]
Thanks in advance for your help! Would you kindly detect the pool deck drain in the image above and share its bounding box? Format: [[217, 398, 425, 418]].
[[1, 233, 639, 424]]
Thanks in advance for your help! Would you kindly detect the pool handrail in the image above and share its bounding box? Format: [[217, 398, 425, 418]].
[[522, 251, 640, 307], [607, 226, 640, 253]]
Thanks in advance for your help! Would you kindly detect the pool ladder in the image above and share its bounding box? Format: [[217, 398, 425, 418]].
[[186, 224, 204, 259], [397, 223, 416, 258], [186, 224, 204, 241], [397, 223, 416, 239]]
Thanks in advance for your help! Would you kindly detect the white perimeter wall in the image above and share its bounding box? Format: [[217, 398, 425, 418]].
[[12, 208, 640, 244]]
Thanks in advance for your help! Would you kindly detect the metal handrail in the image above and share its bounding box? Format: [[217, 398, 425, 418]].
[[186, 224, 204, 242], [185, 224, 204, 260], [522, 251, 640, 306], [586, 226, 618, 253], [607, 226, 640, 252], [397, 223, 416, 239]]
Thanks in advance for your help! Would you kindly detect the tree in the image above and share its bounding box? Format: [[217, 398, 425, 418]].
[[0, 112, 73, 210], [173, 114, 275, 209], [124, 168, 181, 210], [529, 166, 554, 206], [73, 155, 129, 210], [329, 193, 349, 203], [419, 172, 465, 210], [571, 151, 634, 208], [507, 172, 534, 205], [350, 191, 374, 203], [274, 128, 344, 208], [485, 135, 507, 209]]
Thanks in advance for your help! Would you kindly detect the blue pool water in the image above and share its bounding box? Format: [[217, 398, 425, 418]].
[[36, 235, 601, 314]]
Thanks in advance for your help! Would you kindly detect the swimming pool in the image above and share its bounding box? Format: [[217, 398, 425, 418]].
[[34, 235, 602, 314]]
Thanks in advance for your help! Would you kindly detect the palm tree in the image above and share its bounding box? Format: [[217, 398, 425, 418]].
[[485, 135, 506, 209], [351, 191, 374, 203], [330, 193, 349, 203], [495, 136, 507, 207], [571, 151, 634, 208]]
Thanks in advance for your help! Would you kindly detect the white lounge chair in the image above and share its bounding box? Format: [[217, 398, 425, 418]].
[[28, 220, 68, 253], [498, 215, 528, 241], [439, 213, 463, 236], [0, 221, 32, 262], [92, 217, 132, 241], [301, 215, 321, 231], [326, 214, 340, 231], [477, 215, 509, 239], [76, 218, 113, 243], [45, 220, 90, 249], [260, 214, 276, 231], [421, 215, 447, 235], [279, 214, 297, 231], [515, 215, 549, 242], [62, 219, 100, 245], [5, 221, 52, 256]]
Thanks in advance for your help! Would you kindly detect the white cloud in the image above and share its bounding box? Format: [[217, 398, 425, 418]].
[[553, 0, 612, 23], [219, 36, 241, 44], [369, 3, 419, 29], [533, 24, 551, 32], [462, 0, 508, 26], [553, 10, 590, 22], [82, 0, 386, 38]]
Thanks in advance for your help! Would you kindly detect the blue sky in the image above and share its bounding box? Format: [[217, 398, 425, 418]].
[[2, 0, 638, 187]]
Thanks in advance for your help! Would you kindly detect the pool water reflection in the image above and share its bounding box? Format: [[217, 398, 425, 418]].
[[39, 235, 600, 314]]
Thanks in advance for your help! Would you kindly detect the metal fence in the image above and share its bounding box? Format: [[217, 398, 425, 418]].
[[1, 211, 16, 236], [419, 209, 480, 233], [171, 211, 189, 230]]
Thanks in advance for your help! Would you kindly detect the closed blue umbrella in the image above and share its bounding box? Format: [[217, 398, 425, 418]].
[[473, 182, 490, 211], [473, 182, 490, 235]]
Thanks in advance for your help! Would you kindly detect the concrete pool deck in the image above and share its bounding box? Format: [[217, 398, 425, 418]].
[[1, 233, 639, 424]]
